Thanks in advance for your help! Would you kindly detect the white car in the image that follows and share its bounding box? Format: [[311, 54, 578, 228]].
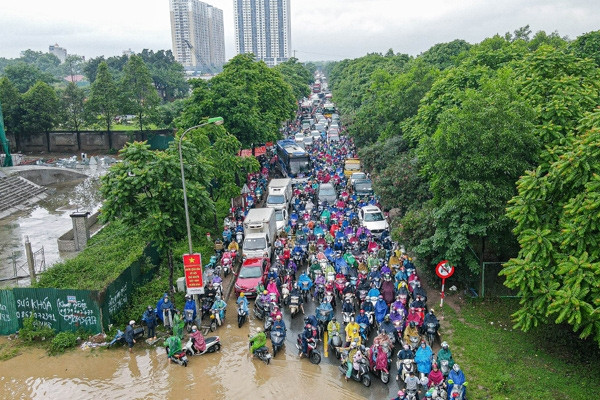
[[359, 205, 389, 237], [274, 209, 288, 233]]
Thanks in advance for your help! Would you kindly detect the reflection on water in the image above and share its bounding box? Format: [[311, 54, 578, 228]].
[[0, 174, 102, 282], [0, 297, 397, 399]]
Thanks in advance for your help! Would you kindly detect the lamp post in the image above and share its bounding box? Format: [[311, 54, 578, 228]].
[[178, 117, 224, 254]]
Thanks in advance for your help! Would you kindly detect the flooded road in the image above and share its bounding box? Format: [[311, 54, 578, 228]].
[[0, 296, 400, 399], [0, 173, 102, 283]]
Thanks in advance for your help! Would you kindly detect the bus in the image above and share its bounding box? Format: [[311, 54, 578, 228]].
[[276, 139, 311, 183]]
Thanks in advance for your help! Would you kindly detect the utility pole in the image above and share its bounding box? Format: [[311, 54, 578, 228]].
[[25, 236, 37, 284]]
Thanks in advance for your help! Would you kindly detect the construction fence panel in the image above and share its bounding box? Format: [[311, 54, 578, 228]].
[[0, 290, 18, 335]]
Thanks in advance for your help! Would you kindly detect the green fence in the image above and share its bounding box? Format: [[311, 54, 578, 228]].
[[0, 244, 160, 335]]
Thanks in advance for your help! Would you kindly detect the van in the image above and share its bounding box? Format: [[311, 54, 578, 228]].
[[267, 178, 292, 210], [344, 158, 361, 177]]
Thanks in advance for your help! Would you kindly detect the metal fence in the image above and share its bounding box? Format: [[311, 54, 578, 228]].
[[480, 261, 518, 298], [0, 244, 160, 335]]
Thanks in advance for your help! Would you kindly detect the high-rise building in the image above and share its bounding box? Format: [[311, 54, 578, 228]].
[[49, 43, 67, 63], [169, 0, 225, 72], [234, 0, 292, 67]]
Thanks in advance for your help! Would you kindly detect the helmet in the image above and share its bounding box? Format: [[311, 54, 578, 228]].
[[384, 315, 390, 322], [256, 327, 262, 333], [403, 344, 409, 350], [429, 309, 434, 314], [263, 290, 268, 295], [359, 345, 366, 353], [441, 341, 449, 349], [215, 295, 221, 301], [353, 328, 358, 333], [192, 325, 198, 331], [378, 295, 383, 299], [360, 309, 365, 314], [332, 316, 337, 322], [147, 305, 153, 311], [350, 342, 357, 348], [398, 390, 405, 396], [409, 322, 416, 328], [453, 364, 460, 372], [129, 320, 135, 325], [239, 292, 245, 297], [304, 316, 309, 323], [185, 294, 191, 300], [306, 324, 312, 328], [425, 392, 433, 398], [276, 315, 282, 320]]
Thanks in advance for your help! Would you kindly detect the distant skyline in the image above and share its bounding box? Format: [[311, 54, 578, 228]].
[[0, 0, 598, 62]]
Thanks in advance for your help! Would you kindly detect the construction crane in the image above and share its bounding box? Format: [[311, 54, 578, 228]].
[[183, 38, 214, 74], [0, 100, 13, 167]]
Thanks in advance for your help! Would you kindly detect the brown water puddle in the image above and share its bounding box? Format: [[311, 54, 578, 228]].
[[0, 297, 395, 399]]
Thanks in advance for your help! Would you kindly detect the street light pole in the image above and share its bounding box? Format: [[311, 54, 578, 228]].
[[178, 117, 224, 254]]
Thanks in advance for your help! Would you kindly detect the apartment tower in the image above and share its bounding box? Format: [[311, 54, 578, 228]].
[[234, 0, 291, 66], [170, 0, 225, 72]]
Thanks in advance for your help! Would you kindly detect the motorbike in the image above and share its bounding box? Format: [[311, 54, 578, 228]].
[[398, 358, 417, 382], [251, 345, 272, 365], [371, 344, 392, 384], [406, 388, 420, 400], [254, 299, 268, 320], [430, 383, 448, 400], [201, 297, 214, 320], [209, 308, 225, 331], [329, 330, 343, 358], [264, 316, 274, 334], [439, 359, 451, 377], [449, 384, 466, 400], [296, 335, 322, 364], [338, 356, 371, 387], [235, 229, 244, 245], [185, 336, 221, 356], [270, 328, 286, 357], [405, 334, 420, 352], [281, 282, 291, 306], [107, 327, 144, 348], [237, 303, 248, 328], [184, 309, 195, 333], [220, 252, 233, 277], [289, 295, 301, 318], [425, 322, 438, 347]]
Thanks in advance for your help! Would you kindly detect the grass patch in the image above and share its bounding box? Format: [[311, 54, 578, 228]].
[[445, 298, 600, 399], [48, 331, 79, 355], [0, 342, 20, 361], [34, 221, 146, 290]]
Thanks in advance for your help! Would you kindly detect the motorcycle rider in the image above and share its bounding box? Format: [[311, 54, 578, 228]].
[[447, 364, 467, 399], [258, 290, 271, 306], [392, 390, 407, 400], [396, 344, 415, 381], [356, 308, 369, 326], [427, 363, 444, 388], [413, 281, 427, 303], [289, 283, 305, 314], [204, 282, 217, 301], [300, 322, 318, 357], [184, 295, 197, 321], [406, 306, 424, 328], [404, 370, 421, 399], [272, 314, 286, 334], [237, 292, 249, 314], [327, 316, 341, 348], [436, 341, 455, 375], [211, 295, 227, 325], [415, 340, 434, 376], [172, 309, 185, 339], [249, 327, 267, 355], [344, 318, 361, 346], [375, 295, 388, 325], [404, 321, 421, 348], [421, 309, 440, 335], [379, 314, 396, 341], [142, 306, 157, 340], [341, 340, 359, 381], [189, 325, 206, 354]]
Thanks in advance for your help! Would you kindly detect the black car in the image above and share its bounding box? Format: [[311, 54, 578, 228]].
[[353, 179, 373, 197]]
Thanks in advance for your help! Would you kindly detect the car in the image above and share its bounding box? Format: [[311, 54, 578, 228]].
[[274, 208, 288, 233], [348, 172, 367, 186], [310, 130, 322, 139], [303, 136, 314, 146], [327, 132, 340, 143], [318, 182, 337, 204], [353, 179, 373, 197], [344, 158, 361, 177], [234, 257, 270, 298], [359, 205, 389, 238]]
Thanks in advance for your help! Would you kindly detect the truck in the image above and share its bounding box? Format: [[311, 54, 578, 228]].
[[266, 178, 292, 211], [243, 208, 277, 259]]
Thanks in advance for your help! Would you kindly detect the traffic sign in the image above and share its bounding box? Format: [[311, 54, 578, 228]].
[[183, 253, 204, 295], [435, 260, 455, 279]]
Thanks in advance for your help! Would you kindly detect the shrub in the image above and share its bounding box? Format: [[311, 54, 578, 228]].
[[18, 315, 55, 342], [49, 331, 79, 355]]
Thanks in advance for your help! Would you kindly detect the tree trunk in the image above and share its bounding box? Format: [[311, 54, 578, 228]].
[[45, 131, 50, 152], [213, 208, 219, 233], [168, 247, 175, 296]]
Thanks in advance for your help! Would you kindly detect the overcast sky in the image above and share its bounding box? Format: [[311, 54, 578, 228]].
[[0, 0, 598, 62]]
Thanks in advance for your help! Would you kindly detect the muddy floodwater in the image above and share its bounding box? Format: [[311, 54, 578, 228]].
[[0, 297, 399, 399]]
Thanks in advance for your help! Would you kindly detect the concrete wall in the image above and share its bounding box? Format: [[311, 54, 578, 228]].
[[6, 130, 173, 153]]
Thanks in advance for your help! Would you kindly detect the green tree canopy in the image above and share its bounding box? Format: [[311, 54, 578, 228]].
[[0, 77, 23, 134], [21, 81, 59, 134], [59, 82, 86, 133], [273, 57, 313, 99], [87, 62, 119, 133], [178, 54, 296, 147], [120, 55, 160, 131], [2, 62, 56, 93]]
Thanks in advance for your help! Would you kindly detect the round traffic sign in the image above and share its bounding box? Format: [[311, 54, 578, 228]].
[[435, 260, 455, 279]]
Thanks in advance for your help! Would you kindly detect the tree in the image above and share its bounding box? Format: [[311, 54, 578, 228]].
[[569, 30, 600, 68], [419, 39, 472, 70], [139, 49, 188, 101], [60, 82, 86, 146], [502, 109, 600, 345], [87, 62, 119, 136], [178, 54, 296, 147], [2, 62, 55, 93], [120, 55, 160, 131], [61, 55, 86, 82], [273, 57, 313, 99], [100, 140, 213, 295], [416, 70, 540, 274], [0, 77, 23, 135], [21, 81, 59, 151]]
